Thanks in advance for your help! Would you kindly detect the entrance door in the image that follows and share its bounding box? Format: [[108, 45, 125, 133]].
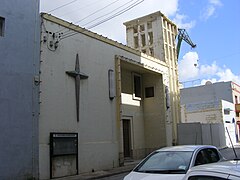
[[122, 119, 132, 158]]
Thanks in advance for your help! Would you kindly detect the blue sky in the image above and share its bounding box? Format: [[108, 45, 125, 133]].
[[177, 0, 240, 86], [41, 0, 240, 86]]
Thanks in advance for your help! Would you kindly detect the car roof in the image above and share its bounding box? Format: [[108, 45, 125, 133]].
[[188, 160, 240, 175], [156, 145, 217, 152]]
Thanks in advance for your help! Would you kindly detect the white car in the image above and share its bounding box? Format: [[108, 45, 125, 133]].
[[124, 145, 224, 180], [182, 160, 240, 180]]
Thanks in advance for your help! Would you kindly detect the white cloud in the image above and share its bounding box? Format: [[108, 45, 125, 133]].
[[179, 51, 240, 86], [202, 6, 215, 20], [179, 52, 199, 81], [199, 61, 218, 76], [217, 69, 240, 83], [200, 69, 240, 85], [173, 14, 196, 30], [154, 0, 178, 16], [200, 0, 223, 20], [209, 0, 223, 6]]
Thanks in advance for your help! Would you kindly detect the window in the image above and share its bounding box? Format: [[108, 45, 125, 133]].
[[168, 31, 171, 44], [149, 48, 154, 56], [163, 29, 167, 42], [140, 24, 145, 32], [133, 73, 142, 99], [168, 24, 172, 31], [165, 44, 169, 59], [134, 36, 139, 48], [163, 20, 166, 28], [169, 48, 172, 60], [224, 109, 230, 115], [194, 149, 220, 166], [133, 25, 138, 33], [148, 32, 153, 45], [236, 112, 239, 117], [235, 96, 238, 104], [141, 34, 146, 47], [145, 87, 154, 98], [147, 21, 152, 29], [172, 34, 175, 46], [0, 17, 5, 37]]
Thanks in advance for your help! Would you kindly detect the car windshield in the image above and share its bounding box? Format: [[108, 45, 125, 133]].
[[134, 151, 193, 174]]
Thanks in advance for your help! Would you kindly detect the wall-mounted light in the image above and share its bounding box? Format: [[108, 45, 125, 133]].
[[43, 36, 47, 43], [108, 69, 115, 100], [54, 41, 59, 49], [165, 86, 170, 109], [49, 41, 53, 47]]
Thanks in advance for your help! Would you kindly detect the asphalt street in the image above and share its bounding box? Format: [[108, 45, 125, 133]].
[[97, 172, 129, 180], [220, 146, 240, 160]]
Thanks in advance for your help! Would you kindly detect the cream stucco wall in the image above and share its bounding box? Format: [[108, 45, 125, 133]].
[[40, 14, 171, 179], [143, 73, 166, 150], [39, 21, 120, 178], [124, 12, 180, 145]]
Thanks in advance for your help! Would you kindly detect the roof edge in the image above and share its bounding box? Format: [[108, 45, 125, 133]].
[[41, 13, 166, 65], [123, 11, 177, 28]]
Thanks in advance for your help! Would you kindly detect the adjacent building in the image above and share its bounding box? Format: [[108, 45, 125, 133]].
[[233, 82, 240, 134], [0, 0, 40, 179], [180, 81, 240, 147]]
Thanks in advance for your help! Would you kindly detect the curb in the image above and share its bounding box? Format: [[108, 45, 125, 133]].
[[53, 163, 137, 180]]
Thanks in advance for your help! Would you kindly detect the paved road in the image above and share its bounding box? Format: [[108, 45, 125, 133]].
[[220, 146, 240, 160], [97, 172, 129, 180]]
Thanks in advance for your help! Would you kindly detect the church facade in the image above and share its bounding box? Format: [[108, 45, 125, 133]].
[[0, 1, 180, 177], [39, 13, 179, 179]]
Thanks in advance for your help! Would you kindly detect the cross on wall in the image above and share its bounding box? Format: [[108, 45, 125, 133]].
[[66, 54, 88, 122]]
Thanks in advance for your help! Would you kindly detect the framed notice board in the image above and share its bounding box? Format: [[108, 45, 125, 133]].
[[50, 133, 78, 178]]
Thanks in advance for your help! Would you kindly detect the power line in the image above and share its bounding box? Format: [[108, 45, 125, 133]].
[[47, 0, 79, 13], [81, 0, 135, 27], [60, 0, 144, 40], [87, 0, 144, 29], [75, 0, 122, 24], [55, 0, 122, 34], [58, 0, 104, 18], [62, 0, 144, 39]]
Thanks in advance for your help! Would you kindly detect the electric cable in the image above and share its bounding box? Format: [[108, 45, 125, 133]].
[[75, 0, 121, 24], [86, 0, 144, 29], [61, 0, 144, 40], [55, 0, 122, 34], [60, 0, 144, 40], [47, 0, 80, 13], [58, 0, 104, 18], [81, 0, 135, 27]]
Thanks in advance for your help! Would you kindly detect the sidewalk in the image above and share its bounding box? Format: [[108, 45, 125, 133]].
[[53, 160, 140, 180]]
